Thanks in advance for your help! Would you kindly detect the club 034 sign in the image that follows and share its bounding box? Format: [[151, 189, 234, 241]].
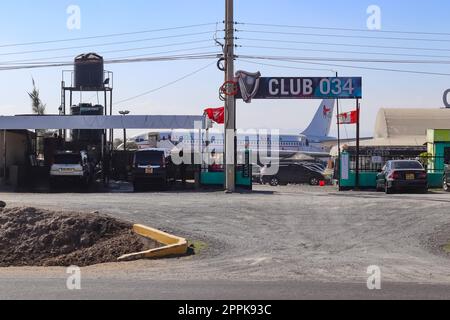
[[237, 76, 362, 100]]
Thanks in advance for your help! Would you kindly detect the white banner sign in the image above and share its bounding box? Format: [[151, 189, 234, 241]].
[[341, 153, 350, 180]]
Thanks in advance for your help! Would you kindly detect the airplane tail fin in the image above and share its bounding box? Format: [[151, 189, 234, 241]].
[[301, 99, 335, 138]]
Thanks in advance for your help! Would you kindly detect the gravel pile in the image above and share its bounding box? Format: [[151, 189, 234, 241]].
[[0, 207, 157, 267]]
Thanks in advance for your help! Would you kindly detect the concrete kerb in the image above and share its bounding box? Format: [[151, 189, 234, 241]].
[[118, 224, 188, 261]]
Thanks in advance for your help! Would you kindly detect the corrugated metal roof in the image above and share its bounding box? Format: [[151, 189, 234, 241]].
[[332, 108, 450, 153], [0, 115, 204, 130], [375, 108, 450, 138]]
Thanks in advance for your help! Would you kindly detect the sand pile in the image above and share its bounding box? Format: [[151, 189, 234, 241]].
[[0, 207, 156, 267]]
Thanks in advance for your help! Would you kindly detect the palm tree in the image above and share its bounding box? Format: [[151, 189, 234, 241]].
[[28, 78, 46, 115], [28, 78, 47, 156]]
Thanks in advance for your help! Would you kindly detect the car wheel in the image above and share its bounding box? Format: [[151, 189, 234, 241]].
[[309, 177, 320, 186], [444, 178, 450, 192], [269, 177, 279, 187]]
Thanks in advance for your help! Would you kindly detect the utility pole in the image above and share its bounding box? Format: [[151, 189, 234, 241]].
[[224, 0, 236, 193], [355, 100, 361, 190], [336, 72, 342, 191]]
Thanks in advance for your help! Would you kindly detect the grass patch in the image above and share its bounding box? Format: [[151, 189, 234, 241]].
[[444, 242, 450, 254], [189, 240, 208, 255]]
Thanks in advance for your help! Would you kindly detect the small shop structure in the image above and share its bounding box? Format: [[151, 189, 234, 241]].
[[427, 129, 450, 173], [338, 108, 450, 189]]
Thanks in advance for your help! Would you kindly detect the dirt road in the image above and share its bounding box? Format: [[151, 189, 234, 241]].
[[1, 185, 450, 285]]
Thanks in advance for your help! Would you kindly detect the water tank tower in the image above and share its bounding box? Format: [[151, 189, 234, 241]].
[[74, 53, 104, 89]]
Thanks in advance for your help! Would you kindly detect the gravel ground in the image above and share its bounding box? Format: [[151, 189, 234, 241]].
[[0, 185, 450, 285]]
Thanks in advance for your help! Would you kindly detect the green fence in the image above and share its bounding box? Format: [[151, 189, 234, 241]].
[[339, 153, 444, 189]]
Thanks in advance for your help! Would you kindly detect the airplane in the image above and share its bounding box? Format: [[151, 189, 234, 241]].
[[127, 99, 336, 157]]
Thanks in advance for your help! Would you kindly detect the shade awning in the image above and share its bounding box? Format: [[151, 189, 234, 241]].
[[0, 115, 204, 130]]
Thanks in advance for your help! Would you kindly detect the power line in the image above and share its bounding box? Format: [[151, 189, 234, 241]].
[[115, 61, 216, 105], [237, 58, 336, 73], [238, 54, 450, 64], [0, 31, 218, 57], [237, 22, 450, 37], [103, 46, 220, 63], [239, 37, 450, 53], [0, 53, 221, 71], [238, 57, 450, 77], [0, 46, 219, 66], [237, 29, 450, 43], [238, 44, 450, 59], [0, 40, 217, 65], [0, 23, 220, 48]]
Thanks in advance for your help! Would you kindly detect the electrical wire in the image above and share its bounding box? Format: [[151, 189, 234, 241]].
[[0, 53, 222, 71], [238, 44, 450, 59], [105, 46, 220, 63], [238, 57, 450, 77], [238, 54, 450, 64], [0, 41, 217, 65], [239, 37, 450, 53], [237, 58, 336, 73], [237, 22, 450, 37], [0, 22, 220, 48], [0, 31, 218, 57], [115, 61, 216, 105], [237, 29, 450, 43]]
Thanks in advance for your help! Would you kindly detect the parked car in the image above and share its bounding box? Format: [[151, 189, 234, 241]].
[[376, 160, 428, 194], [49, 151, 93, 187], [260, 162, 327, 186], [443, 164, 450, 192], [132, 149, 172, 191]]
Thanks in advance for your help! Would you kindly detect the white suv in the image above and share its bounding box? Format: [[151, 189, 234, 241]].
[[50, 151, 92, 186]]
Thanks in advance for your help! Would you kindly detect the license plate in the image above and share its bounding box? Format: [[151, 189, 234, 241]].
[[145, 168, 153, 175], [406, 173, 415, 180]]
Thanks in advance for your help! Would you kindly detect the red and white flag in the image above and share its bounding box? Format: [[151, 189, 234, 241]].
[[204, 107, 225, 124], [338, 110, 358, 124]]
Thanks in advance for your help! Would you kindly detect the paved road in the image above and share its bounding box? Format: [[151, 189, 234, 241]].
[[1, 185, 450, 299], [1, 279, 450, 300]]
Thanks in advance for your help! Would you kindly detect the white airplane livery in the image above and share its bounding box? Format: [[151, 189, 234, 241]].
[[129, 99, 336, 156]]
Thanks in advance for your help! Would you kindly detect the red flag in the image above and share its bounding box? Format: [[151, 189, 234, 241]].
[[338, 110, 358, 124], [204, 107, 224, 124]]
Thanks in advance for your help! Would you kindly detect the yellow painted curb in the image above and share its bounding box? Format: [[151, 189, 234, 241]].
[[118, 224, 188, 261]]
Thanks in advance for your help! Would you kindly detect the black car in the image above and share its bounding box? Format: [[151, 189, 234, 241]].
[[261, 162, 326, 186], [132, 149, 172, 191], [444, 164, 450, 192], [376, 160, 428, 194]]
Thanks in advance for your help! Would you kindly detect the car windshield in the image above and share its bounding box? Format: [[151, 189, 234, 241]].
[[54, 154, 81, 165], [135, 151, 163, 166], [391, 161, 423, 169]]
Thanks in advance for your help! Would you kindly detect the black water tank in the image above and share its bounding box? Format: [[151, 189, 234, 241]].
[[74, 53, 104, 89], [71, 103, 104, 146], [70, 103, 104, 116]]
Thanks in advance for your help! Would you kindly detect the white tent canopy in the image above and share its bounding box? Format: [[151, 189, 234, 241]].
[[0, 115, 204, 130]]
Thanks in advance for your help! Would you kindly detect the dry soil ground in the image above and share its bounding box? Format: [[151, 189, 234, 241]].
[[0, 185, 449, 288]]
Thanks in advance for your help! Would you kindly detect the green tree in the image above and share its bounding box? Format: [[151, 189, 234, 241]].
[[28, 78, 46, 115], [28, 78, 47, 156]]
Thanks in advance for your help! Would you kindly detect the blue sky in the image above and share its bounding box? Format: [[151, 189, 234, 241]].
[[0, 0, 450, 137]]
